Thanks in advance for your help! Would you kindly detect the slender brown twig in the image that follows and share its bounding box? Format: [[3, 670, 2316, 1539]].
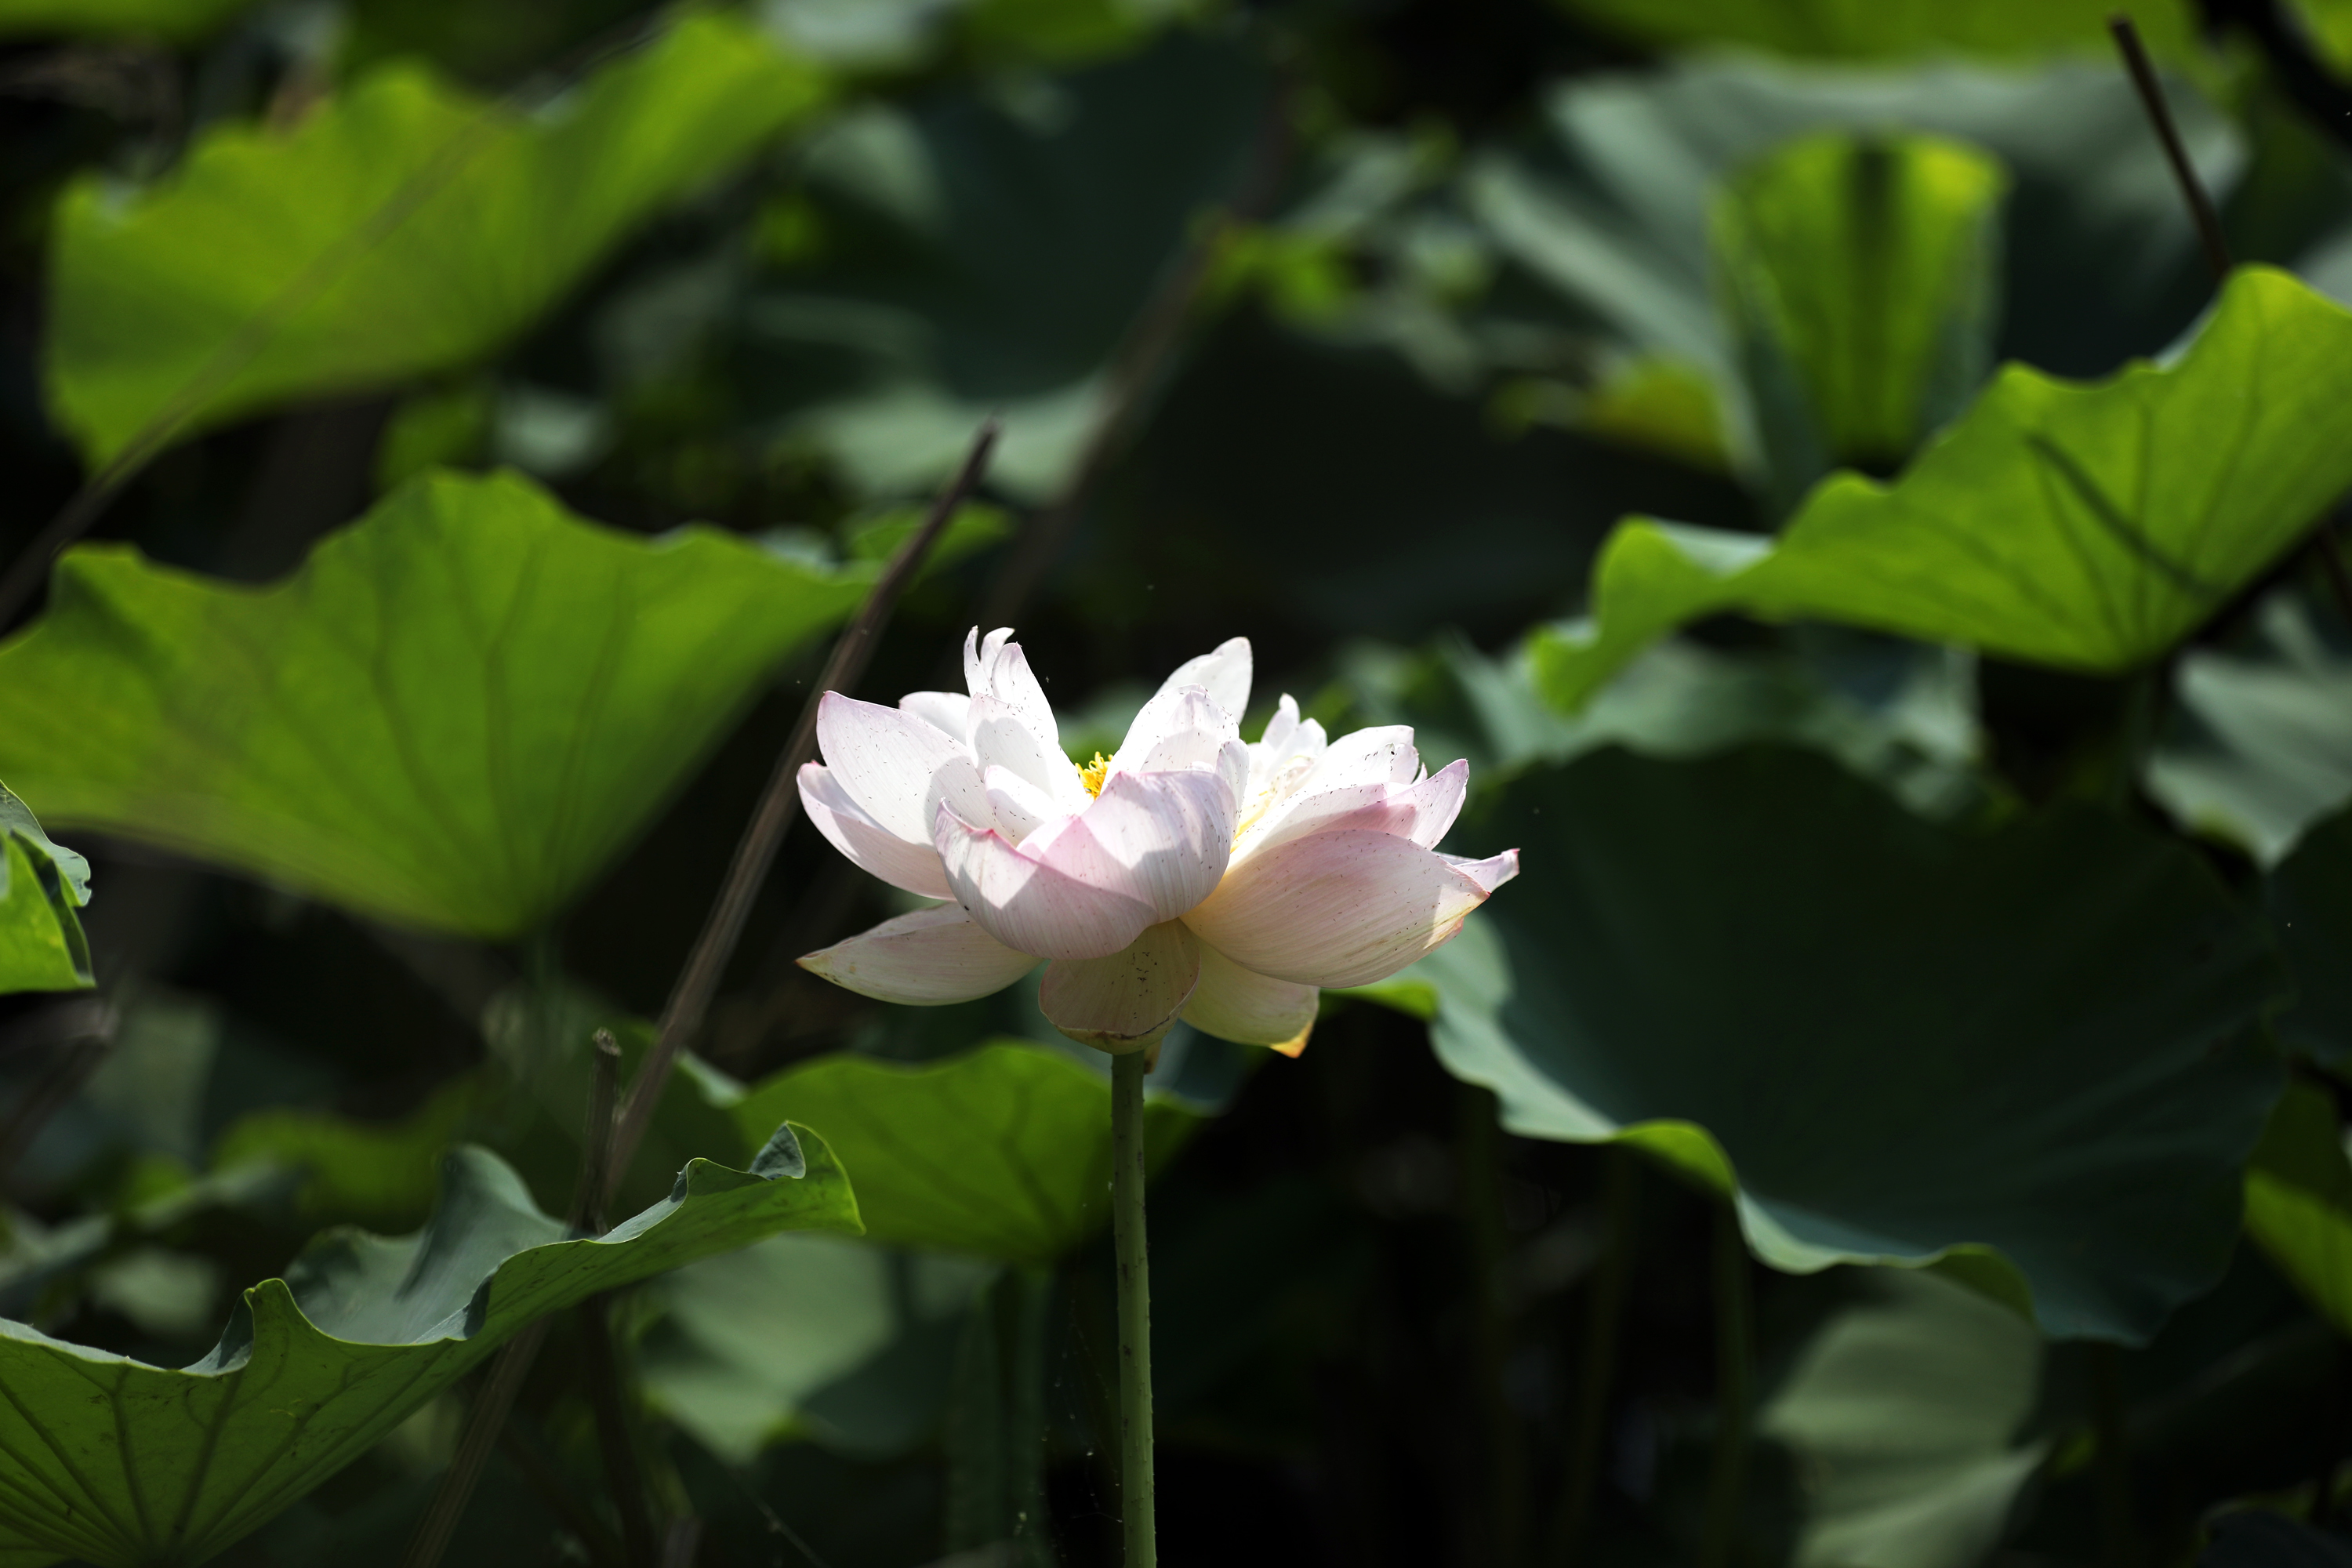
[[604, 418, 1000, 1195], [2107, 14, 2233, 285]]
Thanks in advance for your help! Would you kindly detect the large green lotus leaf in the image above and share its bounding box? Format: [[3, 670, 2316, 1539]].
[[0, 469, 869, 937], [2242, 1081, 2352, 1337], [1713, 129, 2006, 503], [1758, 1270, 2048, 1568], [1416, 746, 2286, 1342], [728, 1040, 1198, 1265], [0, 1131, 858, 1568], [0, 0, 250, 40], [45, 12, 828, 465], [2147, 595, 2352, 866], [0, 784, 92, 996], [1532, 269, 2352, 710], [2272, 807, 2352, 1069], [1555, 0, 2197, 62]]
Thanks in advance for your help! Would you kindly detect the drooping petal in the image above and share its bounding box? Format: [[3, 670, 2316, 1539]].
[[797, 904, 1038, 1004], [1181, 938, 1319, 1051], [1039, 920, 1201, 1052], [1182, 829, 1519, 989], [797, 763, 954, 898], [984, 764, 1063, 845], [971, 694, 1091, 811], [935, 809, 1158, 960], [816, 692, 993, 843], [899, 690, 971, 744], [1244, 758, 1470, 859]]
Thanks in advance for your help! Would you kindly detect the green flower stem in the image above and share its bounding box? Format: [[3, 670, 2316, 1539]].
[[1111, 1048, 1156, 1568]]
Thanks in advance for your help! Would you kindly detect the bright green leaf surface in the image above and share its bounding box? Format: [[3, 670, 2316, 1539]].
[[0, 1134, 858, 1567], [1714, 130, 2006, 500], [2271, 809, 2352, 1069], [0, 785, 91, 996], [1759, 1270, 2048, 1568], [1417, 746, 2286, 1341], [46, 13, 829, 464], [729, 1040, 1199, 1265], [0, 0, 251, 40], [1534, 269, 2352, 710], [2243, 1081, 2352, 1338], [1555, 0, 2197, 62], [0, 470, 870, 937]]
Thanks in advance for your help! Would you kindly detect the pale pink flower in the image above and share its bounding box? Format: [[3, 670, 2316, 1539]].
[[795, 627, 1519, 1054]]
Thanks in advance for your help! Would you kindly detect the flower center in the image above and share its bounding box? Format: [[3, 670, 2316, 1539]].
[[1079, 752, 1112, 798]]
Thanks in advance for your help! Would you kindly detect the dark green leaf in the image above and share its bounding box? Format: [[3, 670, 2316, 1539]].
[[0, 784, 91, 996], [0, 470, 869, 937], [46, 13, 828, 463], [1534, 269, 2352, 709], [0, 1136, 858, 1566], [2244, 1081, 2352, 1337], [728, 1040, 1199, 1265], [0, 0, 251, 41], [1417, 745, 2285, 1341], [2272, 807, 2352, 1068], [1553, 0, 2198, 63]]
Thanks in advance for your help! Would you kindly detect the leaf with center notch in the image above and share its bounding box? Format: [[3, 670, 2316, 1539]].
[[0, 783, 92, 996], [1533, 268, 2352, 710], [45, 12, 829, 465], [0, 470, 870, 937], [728, 1040, 1200, 1265], [0, 1132, 858, 1567], [1416, 745, 2285, 1342]]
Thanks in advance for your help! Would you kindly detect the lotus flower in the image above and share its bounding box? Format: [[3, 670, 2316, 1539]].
[[796, 628, 1519, 1054]]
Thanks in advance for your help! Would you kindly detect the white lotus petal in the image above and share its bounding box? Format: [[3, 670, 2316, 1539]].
[[983, 641, 1060, 752], [1154, 637, 1252, 721], [797, 904, 1038, 1004], [816, 692, 993, 844], [1076, 765, 1238, 921], [985, 764, 1063, 845], [972, 694, 1091, 811], [964, 626, 1015, 696], [935, 809, 1159, 960], [899, 690, 971, 744], [1183, 829, 1519, 989], [1247, 758, 1469, 858], [797, 763, 954, 898], [1294, 725, 1421, 794], [1181, 939, 1319, 1051], [1038, 920, 1200, 1053]]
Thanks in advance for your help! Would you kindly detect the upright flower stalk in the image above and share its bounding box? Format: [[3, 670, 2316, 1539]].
[[795, 627, 1519, 1561]]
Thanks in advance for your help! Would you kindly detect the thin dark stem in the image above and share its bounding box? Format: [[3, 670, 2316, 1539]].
[[1552, 1147, 1636, 1565], [497, 1421, 625, 1568], [1111, 1049, 1155, 1568], [572, 1030, 620, 1232], [974, 85, 1294, 632], [0, 1005, 113, 1194], [1457, 1083, 1525, 1567], [579, 1296, 659, 1566], [2315, 526, 2352, 631], [660, 1519, 703, 1568], [1697, 1205, 1752, 1568], [2107, 13, 2234, 285], [605, 418, 999, 1194], [2091, 1342, 2141, 1568], [398, 1316, 554, 1568]]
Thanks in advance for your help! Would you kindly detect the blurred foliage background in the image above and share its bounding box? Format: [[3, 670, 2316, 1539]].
[[6, 0, 2352, 1564]]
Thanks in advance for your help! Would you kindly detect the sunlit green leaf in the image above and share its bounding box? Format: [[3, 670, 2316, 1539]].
[[2273, 807, 2352, 1069], [728, 1040, 1199, 1265], [0, 0, 251, 41], [1415, 745, 2285, 1342], [1759, 1271, 2048, 1568], [0, 1134, 858, 1567], [0, 470, 869, 937], [1714, 129, 2006, 503], [1534, 269, 2352, 710], [1552, 0, 2197, 63], [2242, 1081, 2352, 1338], [0, 784, 92, 996], [46, 13, 829, 464]]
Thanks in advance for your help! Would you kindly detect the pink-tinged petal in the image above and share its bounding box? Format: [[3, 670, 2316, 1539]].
[[1039, 920, 1200, 1053], [982, 642, 1061, 750], [899, 690, 971, 743], [1443, 848, 1521, 895], [798, 763, 954, 898], [1181, 939, 1319, 1051], [1075, 766, 1238, 921], [984, 764, 1063, 845], [1182, 829, 1516, 989], [1120, 644, 1250, 758], [1295, 725, 1421, 793], [797, 905, 1037, 1004], [1155, 637, 1253, 722], [935, 810, 1157, 960], [1248, 758, 1470, 858], [972, 694, 1091, 811], [816, 692, 993, 843]]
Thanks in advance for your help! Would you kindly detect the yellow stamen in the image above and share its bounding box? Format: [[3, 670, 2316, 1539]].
[[1080, 752, 1112, 797]]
